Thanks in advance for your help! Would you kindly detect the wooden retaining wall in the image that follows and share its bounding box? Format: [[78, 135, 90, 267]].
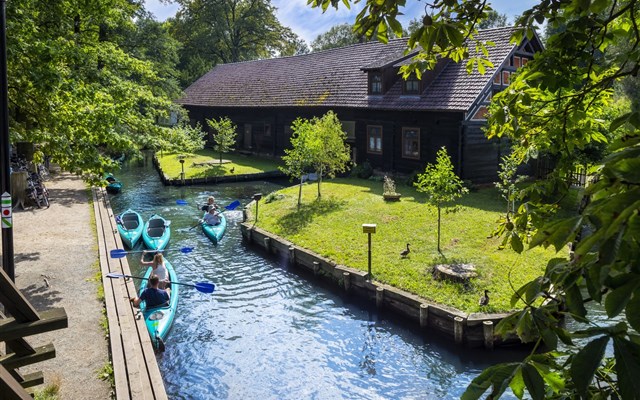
[[240, 222, 520, 349], [152, 155, 285, 186]]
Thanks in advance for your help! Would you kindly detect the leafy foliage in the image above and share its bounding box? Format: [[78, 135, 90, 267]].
[[311, 23, 364, 51], [206, 117, 237, 164], [414, 147, 468, 253], [309, 0, 640, 398]]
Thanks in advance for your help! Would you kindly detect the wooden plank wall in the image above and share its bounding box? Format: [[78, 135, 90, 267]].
[[92, 187, 168, 400]]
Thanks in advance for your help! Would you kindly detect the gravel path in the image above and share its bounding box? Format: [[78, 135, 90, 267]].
[[8, 172, 111, 399]]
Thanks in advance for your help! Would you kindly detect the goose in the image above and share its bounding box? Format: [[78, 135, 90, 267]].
[[479, 290, 490, 306], [400, 243, 411, 258]]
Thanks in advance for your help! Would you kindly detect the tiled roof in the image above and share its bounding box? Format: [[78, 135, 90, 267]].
[[179, 26, 517, 112]]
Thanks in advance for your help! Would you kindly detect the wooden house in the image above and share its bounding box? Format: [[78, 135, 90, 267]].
[[178, 26, 543, 183]]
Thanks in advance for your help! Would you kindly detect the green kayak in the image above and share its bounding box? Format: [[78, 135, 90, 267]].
[[139, 258, 178, 353]]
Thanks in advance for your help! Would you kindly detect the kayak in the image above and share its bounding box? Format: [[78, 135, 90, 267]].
[[143, 214, 171, 251], [116, 209, 144, 249], [139, 258, 179, 353], [105, 173, 122, 194], [201, 212, 227, 244]]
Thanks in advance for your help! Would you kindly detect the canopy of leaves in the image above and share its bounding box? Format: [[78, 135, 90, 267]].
[[311, 23, 364, 51], [7, 0, 203, 182], [414, 146, 468, 207], [206, 116, 237, 163], [309, 0, 640, 398], [168, 0, 305, 87]]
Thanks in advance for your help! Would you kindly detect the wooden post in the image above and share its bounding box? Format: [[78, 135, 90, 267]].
[[454, 317, 464, 344], [263, 237, 271, 253], [419, 304, 429, 328], [312, 261, 320, 276], [288, 245, 295, 266], [483, 320, 494, 350], [242, 207, 248, 222], [342, 272, 350, 292], [376, 287, 384, 308]]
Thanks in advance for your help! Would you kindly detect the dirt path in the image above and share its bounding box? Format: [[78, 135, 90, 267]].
[[8, 172, 111, 399]]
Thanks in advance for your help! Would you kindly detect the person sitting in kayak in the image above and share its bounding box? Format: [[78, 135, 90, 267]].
[[140, 251, 169, 289], [202, 206, 221, 226], [130, 274, 170, 308], [201, 196, 219, 211]]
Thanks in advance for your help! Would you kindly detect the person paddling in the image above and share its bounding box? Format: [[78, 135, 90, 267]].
[[202, 205, 221, 226], [129, 274, 170, 308], [201, 196, 219, 212]]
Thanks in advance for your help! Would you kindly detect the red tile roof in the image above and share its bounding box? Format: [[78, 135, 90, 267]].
[[179, 26, 517, 112]]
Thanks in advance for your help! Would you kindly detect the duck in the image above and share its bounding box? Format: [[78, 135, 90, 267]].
[[479, 290, 490, 306], [230, 167, 235, 173], [400, 243, 411, 258]]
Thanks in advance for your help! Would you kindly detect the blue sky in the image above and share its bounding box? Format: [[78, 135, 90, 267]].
[[145, 0, 538, 44]]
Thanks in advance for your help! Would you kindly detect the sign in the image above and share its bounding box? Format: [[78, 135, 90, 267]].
[[1, 192, 12, 228], [362, 223, 376, 234]]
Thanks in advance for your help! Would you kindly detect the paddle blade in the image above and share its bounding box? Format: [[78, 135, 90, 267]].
[[195, 282, 215, 293], [106, 272, 127, 279], [225, 200, 241, 211], [176, 199, 188, 205], [110, 249, 128, 258], [180, 247, 194, 253]]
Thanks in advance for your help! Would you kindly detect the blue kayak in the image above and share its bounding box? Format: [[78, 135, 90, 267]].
[[201, 212, 227, 244], [105, 173, 122, 194], [139, 258, 179, 353], [116, 209, 143, 249], [142, 214, 171, 251]]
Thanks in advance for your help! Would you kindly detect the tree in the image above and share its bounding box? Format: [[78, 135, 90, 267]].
[[168, 0, 305, 86], [206, 117, 237, 165], [279, 118, 315, 208], [309, 1, 640, 398], [414, 147, 468, 254], [311, 23, 363, 51], [477, 9, 508, 29], [6, 0, 203, 182]]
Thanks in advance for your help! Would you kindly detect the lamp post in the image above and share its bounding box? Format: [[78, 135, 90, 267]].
[[253, 193, 262, 222], [362, 224, 376, 280], [178, 156, 185, 185]]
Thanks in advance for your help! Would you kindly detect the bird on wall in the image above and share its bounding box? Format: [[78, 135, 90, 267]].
[[479, 290, 490, 306], [400, 243, 411, 258]]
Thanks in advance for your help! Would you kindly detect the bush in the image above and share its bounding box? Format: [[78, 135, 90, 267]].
[[350, 160, 373, 179]]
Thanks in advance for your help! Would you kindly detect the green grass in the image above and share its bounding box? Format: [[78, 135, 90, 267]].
[[252, 178, 573, 314], [156, 149, 282, 179]]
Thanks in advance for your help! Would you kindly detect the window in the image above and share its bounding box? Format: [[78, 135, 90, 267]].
[[513, 56, 521, 68], [502, 70, 510, 85], [341, 121, 356, 140], [367, 125, 383, 154], [402, 128, 420, 159], [522, 57, 529, 65], [404, 75, 420, 95], [370, 74, 382, 94], [493, 73, 501, 85], [472, 106, 489, 120]]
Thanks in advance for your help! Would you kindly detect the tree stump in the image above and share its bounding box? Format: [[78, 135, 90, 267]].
[[432, 263, 477, 284]]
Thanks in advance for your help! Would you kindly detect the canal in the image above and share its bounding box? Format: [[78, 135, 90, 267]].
[[110, 155, 524, 399]]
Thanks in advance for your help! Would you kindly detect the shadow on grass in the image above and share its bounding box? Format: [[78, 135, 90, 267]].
[[277, 197, 347, 235]]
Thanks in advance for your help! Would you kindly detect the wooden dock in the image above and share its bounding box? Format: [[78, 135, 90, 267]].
[[92, 187, 168, 400]]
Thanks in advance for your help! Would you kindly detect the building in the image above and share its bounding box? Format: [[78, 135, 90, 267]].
[[178, 26, 543, 183]]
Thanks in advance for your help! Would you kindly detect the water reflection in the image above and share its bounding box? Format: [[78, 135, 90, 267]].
[[110, 155, 525, 399]]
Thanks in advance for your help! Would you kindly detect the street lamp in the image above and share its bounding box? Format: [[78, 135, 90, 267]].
[[178, 156, 185, 184], [362, 223, 377, 280], [253, 193, 262, 222]]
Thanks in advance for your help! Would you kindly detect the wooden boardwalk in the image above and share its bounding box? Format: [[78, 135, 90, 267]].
[[92, 187, 168, 400]]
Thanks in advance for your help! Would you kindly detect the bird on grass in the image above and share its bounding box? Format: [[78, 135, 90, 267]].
[[400, 243, 411, 258], [479, 290, 490, 307], [230, 167, 235, 173]]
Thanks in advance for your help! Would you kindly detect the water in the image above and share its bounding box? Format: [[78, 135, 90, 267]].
[[110, 155, 525, 399]]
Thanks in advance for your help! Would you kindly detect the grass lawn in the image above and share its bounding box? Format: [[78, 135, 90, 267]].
[[250, 177, 575, 314], [156, 149, 282, 180]]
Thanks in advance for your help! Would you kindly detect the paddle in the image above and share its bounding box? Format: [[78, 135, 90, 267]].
[[106, 272, 216, 294], [110, 247, 194, 259]]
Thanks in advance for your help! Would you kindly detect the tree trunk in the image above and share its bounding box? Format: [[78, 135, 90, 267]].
[[298, 176, 303, 209], [317, 166, 323, 198], [437, 206, 441, 253]]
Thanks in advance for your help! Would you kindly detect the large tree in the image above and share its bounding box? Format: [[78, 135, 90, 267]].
[[168, 0, 305, 86], [7, 0, 203, 181], [310, 23, 363, 51], [310, 1, 640, 398]]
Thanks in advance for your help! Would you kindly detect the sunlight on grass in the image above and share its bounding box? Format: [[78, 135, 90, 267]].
[[156, 149, 282, 179], [254, 178, 570, 314]]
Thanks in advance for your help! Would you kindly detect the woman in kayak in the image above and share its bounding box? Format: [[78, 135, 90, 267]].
[[141, 251, 170, 289]]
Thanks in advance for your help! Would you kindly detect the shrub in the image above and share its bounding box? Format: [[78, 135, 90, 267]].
[[350, 160, 373, 179]]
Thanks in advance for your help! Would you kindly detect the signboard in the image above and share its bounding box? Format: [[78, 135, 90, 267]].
[[1, 192, 12, 228], [362, 223, 376, 234]]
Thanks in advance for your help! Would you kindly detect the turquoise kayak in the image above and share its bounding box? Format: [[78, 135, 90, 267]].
[[116, 209, 143, 249], [139, 258, 179, 353], [143, 214, 171, 250], [105, 173, 123, 194], [201, 212, 227, 244]]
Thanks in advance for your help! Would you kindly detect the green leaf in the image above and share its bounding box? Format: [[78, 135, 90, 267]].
[[387, 17, 403, 37], [510, 367, 525, 398], [565, 284, 587, 319], [613, 337, 640, 399], [522, 363, 545, 400], [605, 277, 640, 318], [571, 336, 608, 398], [461, 363, 521, 400], [511, 231, 524, 253], [529, 216, 582, 251], [626, 288, 640, 332]]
